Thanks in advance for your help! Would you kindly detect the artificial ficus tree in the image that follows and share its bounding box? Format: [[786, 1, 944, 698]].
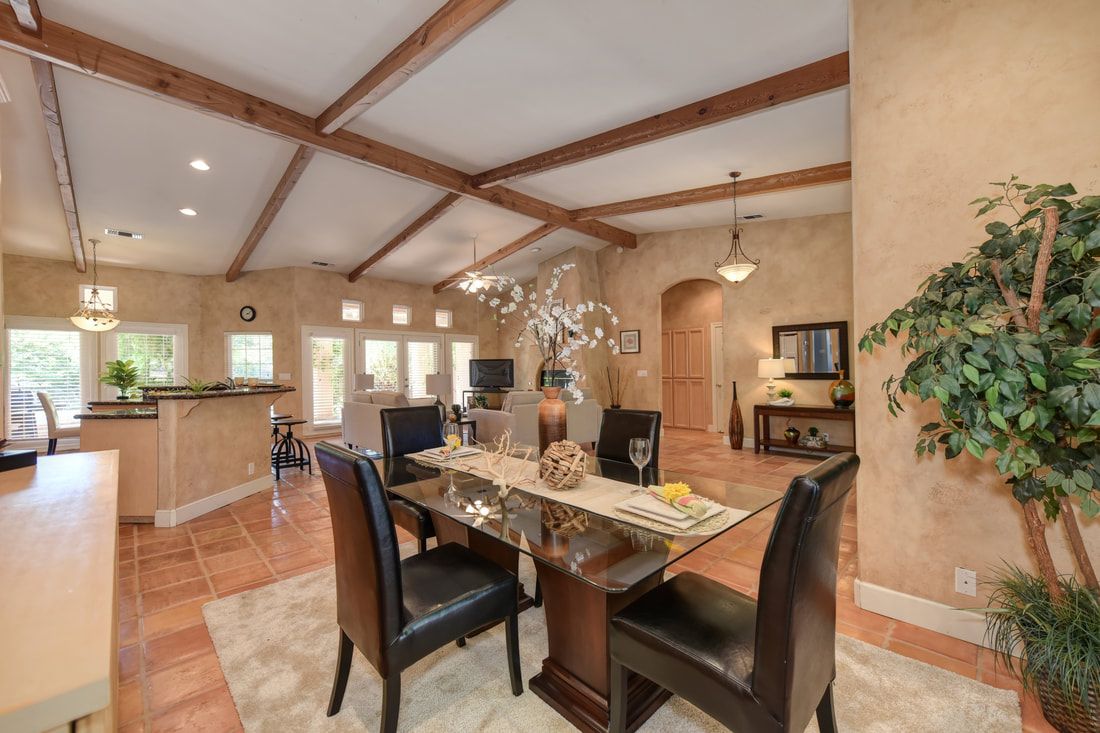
[[861, 179, 1100, 601]]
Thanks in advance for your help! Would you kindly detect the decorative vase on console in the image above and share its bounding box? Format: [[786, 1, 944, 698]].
[[829, 369, 855, 408], [490, 263, 620, 455]]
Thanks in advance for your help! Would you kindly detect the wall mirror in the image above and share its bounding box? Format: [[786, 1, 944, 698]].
[[772, 321, 849, 380]]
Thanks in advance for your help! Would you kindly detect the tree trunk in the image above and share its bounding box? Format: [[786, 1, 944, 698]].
[[1022, 500, 1064, 601], [1058, 495, 1099, 592]]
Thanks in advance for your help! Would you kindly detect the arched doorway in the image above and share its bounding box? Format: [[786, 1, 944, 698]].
[[660, 279, 723, 431]]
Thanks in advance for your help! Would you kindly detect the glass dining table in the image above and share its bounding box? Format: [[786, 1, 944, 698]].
[[382, 453, 783, 733]]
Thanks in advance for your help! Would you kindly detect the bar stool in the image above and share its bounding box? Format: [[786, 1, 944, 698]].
[[271, 418, 311, 480], [271, 412, 291, 441]]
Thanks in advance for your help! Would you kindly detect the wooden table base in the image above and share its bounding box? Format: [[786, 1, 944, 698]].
[[530, 562, 669, 732]]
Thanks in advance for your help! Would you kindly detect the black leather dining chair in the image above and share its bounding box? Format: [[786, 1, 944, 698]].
[[596, 409, 661, 468], [608, 452, 860, 733], [317, 442, 522, 732], [380, 406, 445, 553]]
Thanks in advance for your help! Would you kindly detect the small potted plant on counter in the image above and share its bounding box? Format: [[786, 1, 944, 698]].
[[99, 359, 140, 400]]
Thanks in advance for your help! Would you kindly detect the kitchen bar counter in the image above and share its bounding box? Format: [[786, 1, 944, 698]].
[[0, 451, 119, 733], [77, 408, 158, 419]]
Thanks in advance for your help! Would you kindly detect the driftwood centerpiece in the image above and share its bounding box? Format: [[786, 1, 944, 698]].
[[541, 500, 590, 537], [539, 440, 587, 490]]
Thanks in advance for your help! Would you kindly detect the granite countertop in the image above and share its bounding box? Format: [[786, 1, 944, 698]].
[[76, 408, 158, 420], [86, 400, 155, 406], [143, 385, 295, 401]]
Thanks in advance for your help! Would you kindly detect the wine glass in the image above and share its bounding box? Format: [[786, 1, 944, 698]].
[[628, 438, 651, 494], [444, 422, 461, 445]]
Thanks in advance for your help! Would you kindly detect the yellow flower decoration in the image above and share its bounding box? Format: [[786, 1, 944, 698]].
[[445, 434, 463, 449], [661, 482, 691, 501]]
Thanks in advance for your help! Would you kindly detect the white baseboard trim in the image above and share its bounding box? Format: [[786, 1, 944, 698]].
[[721, 435, 755, 449], [155, 475, 273, 527], [854, 578, 989, 647]]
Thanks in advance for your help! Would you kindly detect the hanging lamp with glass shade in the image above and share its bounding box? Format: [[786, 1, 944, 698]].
[[456, 233, 508, 294], [70, 238, 119, 332], [714, 171, 759, 283]]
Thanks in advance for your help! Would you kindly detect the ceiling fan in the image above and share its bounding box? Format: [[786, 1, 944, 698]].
[[455, 233, 509, 293]]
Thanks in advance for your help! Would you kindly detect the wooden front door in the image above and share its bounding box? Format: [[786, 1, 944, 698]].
[[661, 327, 709, 430]]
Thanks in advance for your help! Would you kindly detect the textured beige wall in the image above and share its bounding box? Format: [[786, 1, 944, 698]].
[[4, 254, 479, 421], [851, 0, 1100, 604], [661, 279, 722, 331], [597, 213, 854, 442]]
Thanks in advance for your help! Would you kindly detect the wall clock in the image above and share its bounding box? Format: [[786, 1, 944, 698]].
[[240, 305, 256, 322]]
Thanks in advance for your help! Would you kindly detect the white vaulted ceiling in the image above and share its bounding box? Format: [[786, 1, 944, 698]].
[[0, 0, 851, 285]]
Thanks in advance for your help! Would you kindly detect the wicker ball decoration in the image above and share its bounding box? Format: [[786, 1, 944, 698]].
[[541, 501, 589, 537], [539, 440, 588, 490]]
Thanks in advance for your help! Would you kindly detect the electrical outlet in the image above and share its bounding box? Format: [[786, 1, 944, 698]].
[[955, 567, 977, 596], [637, 369, 648, 377], [278, 373, 291, 381], [247, 462, 255, 476]]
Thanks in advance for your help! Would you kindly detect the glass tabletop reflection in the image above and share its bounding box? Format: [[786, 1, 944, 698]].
[[381, 454, 783, 593]]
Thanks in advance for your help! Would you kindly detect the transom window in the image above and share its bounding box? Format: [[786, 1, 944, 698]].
[[392, 305, 410, 326], [79, 283, 117, 311], [341, 299, 363, 322], [435, 309, 453, 328]]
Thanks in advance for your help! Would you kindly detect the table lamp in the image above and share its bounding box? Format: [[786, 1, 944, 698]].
[[425, 373, 452, 407], [757, 358, 786, 402]]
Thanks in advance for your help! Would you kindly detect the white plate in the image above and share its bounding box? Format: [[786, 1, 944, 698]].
[[418, 446, 482, 461], [613, 493, 723, 530]]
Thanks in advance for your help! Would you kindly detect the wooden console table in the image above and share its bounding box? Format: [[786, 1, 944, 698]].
[[753, 403, 855, 457]]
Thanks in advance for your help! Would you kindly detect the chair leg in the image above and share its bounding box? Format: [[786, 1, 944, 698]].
[[456, 636, 466, 648], [505, 611, 523, 696], [816, 680, 838, 733], [417, 533, 427, 554], [327, 629, 354, 717], [609, 658, 627, 733], [47, 438, 57, 456], [381, 673, 401, 733], [533, 579, 543, 608]]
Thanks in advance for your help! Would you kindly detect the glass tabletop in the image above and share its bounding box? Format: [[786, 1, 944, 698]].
[[381, 454, 783, 593]]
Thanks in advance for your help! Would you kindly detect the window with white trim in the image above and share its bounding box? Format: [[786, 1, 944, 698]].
[[435, 309, 452, 328], [302, 326, 352, 429], [6, 318, 96, 441], [226, 333, 274, 380], [447, 335, 479, 405], [103, 323, 188, 394], [392, 305, 410, 326], [341, 299, 363, 322], [79, 283, 117, 311]]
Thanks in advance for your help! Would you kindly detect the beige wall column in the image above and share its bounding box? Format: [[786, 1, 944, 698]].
[[850, 0, 1100, 627]]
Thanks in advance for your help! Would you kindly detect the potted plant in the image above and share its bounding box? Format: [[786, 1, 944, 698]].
[[861, 179, 1099, 731], [775, 387, 795, 406], [99, 359, 140, 400], [493, 264, 619, 453]]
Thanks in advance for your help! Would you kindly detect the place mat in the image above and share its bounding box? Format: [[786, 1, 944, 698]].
[[414, 450, 743, 536]]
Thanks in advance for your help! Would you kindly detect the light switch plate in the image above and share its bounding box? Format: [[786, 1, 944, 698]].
[[955, 567, 977, 596], [637, 369, 648, 377], [278, 373, 291, 381]]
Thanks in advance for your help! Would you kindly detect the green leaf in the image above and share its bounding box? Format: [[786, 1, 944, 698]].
[[933, 386, 951, 404], [1072, 470, 1093, 489], [1072, 239, 1086, 261], [988, 411, 1008, 430], [1016, 343, 1044, 363], [1028, 372, 1047, 391], [1018, 410, 1036, 430], [1072, 358, 1100, 370], [962, 364, 981, 384], [967, 322, 993, 335], [965, 439, 985, 459]]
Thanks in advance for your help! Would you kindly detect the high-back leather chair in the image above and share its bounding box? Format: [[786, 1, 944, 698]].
[[596, 409, 661, 468], [37, 391, 80, 455], [316, 442, 523, 732], [608, 452, 860, 733], [379, 406, 445, 553]]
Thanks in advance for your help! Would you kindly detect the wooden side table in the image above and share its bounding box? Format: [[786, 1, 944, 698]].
[[753, 403, 855, 457]]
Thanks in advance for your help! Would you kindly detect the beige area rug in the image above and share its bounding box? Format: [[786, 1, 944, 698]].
[[204, 556, 1020, 732]]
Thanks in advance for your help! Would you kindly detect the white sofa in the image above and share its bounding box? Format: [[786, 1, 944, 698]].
[[341, 391, 441, 454], [467, 389, 602, 448]]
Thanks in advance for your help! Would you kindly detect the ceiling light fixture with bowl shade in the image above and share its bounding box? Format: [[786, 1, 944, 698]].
[[69, 239, 119, 332], [714, 171, 759, 283]]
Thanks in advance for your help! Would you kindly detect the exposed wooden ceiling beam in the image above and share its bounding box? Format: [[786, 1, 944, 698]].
[[570, 162, 852, 221], [30, 58, 84, 272], [9, 0, 40, 35], [0, 8, 636, 250], [433, 223, 558, 293], [225, 145, 315, 282], [471, 53, 850, 189], [316, 0, 510, 135], [349, 193, 462, 281]]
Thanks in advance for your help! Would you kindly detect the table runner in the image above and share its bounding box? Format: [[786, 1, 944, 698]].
[[413, 450, 748, 536]]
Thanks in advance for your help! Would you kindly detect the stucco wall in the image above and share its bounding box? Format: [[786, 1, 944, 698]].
[[4, 254, 479, 422], [597, 213, 854, 443], [851, 0, 1100, 605]]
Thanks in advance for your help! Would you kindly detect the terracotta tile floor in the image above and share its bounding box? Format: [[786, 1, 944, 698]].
[[113, 429, 1054, 732]]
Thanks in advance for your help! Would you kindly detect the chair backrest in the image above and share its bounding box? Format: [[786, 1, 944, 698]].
[[380, 406, 444, 458], [596, 409, 661, 468], [316, 442, 405, 676], [37, 392, 60, 436], [751, 452, 859, 730]]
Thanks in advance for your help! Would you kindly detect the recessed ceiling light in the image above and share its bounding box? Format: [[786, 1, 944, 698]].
[[179, 208, 197, 216], [530, 247, 542, 253], [189, 159, 210, 171]]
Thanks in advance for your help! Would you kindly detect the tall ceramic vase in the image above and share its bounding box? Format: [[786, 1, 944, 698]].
[[727, 380, 745, 450], [538, 386, 567, 454]]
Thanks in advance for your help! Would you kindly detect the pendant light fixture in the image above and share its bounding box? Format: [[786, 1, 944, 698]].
[[69, 238, 119, 332], [456, 233, 507, 294], [714, 171, 759, 283]]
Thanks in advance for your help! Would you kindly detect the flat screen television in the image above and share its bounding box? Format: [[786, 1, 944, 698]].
[[470, 359, 514, 389]]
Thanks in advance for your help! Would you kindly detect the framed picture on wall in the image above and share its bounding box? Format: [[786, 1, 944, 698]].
[[620, 330, 640, 354]]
